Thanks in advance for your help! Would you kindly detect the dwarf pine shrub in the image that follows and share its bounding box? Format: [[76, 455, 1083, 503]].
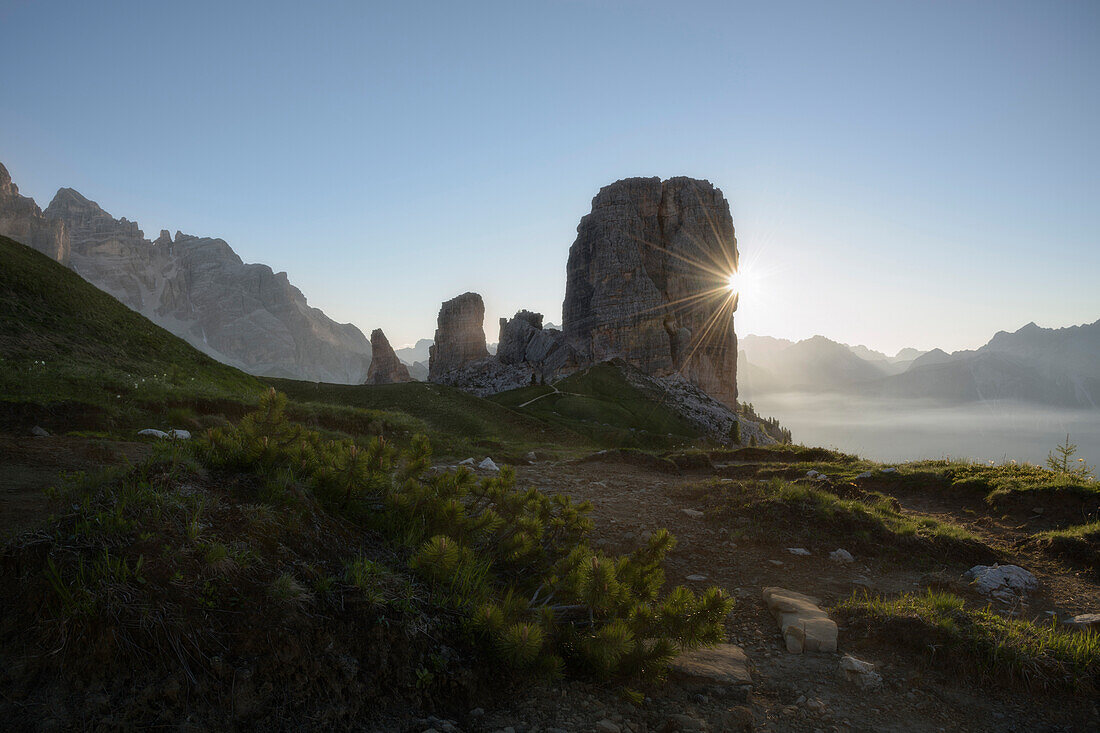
[[199, 389, 733, 680]]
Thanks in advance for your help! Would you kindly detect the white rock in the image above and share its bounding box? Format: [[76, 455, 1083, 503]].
[[838, 654, 882, 690], [478, 457, 500, 472], [138, 429, 170, 439], [682, 508, 705, 518], [965, 564, 1038, 602], [787, 547, 811, 556], [881, 467, 898, 474], [856, 471, 873, 479], [829, 549, 854, 563], [168, 428, 191, 440], [31, 425, 50, 437], [524, 451, 538, 463], [686, 574, 708, 581], [806, 470, 820, 479], [458, 458, 475, 466]]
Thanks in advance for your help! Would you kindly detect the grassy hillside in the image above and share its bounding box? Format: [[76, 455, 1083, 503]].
[[489, 363, 703, 449], [0, 234, 263, 429]]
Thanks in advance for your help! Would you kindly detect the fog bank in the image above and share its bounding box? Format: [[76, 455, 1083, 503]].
[[748, 393, 1100, 466]]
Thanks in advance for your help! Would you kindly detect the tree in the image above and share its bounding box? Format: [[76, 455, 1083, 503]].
[[729, 420, 741, 446], [1047, 434, 1093, 477]]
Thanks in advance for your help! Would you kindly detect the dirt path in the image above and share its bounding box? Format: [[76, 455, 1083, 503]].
[[479, 460, 1100, 733]]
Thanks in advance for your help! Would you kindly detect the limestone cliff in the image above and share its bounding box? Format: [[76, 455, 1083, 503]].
[[0, 162, 69, 265], [41, 186, 372, 383], [365, 329, 412, 384], [562, 177, 739, 406]]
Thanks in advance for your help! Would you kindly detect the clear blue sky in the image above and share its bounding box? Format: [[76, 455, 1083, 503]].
[[2, 0, 1097, 353]]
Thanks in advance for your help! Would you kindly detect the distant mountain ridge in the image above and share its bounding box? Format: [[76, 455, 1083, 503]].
[[740, 320, 1100, 408], [0, 161, 372, 384]]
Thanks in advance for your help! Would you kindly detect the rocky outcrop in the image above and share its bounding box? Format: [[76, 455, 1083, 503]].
[[563, 177, 740, 406], [428, 292, 490, 381], [365, 329, 412, 384], [40, 185, 372, 383], [496, 310, 579, 378], [0, 162, 69, 265]]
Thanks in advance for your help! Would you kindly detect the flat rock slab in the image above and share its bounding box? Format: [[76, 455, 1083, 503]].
[[762, 586, 838, 654], [671, 644, 752, 702]]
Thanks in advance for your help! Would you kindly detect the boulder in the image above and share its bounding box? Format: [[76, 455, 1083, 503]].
[[670, 643, 752, 701], [838, 654, 882, 690], [0, 162, 69, 264], [762, 586, 838, 653], [1063, 613, 1100, 632], [562, 177, 740, 407], [365, 329, 412, 384], [428, 292, 490, 381], [964, 564, 1038, 603], [30, 426, 50, 438], [829, 549, 854, 563], [478, 457, 499, 472]]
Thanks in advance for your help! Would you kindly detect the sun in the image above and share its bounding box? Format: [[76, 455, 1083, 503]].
[[726, 271, 738, 292]]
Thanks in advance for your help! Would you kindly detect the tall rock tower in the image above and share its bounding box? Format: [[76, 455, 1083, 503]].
[[562, 177, 740, 406]]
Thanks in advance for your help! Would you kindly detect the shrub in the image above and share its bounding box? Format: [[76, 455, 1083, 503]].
[[199, 389, 733, 680]]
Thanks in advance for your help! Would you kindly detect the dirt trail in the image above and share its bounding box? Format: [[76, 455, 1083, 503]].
[[496, 460, 1100, 732]]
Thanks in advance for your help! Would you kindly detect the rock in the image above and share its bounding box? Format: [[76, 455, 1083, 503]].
[[168, 429, 191, 440], [682, 508, 705, 519], [838, 654, 882, 690], [964, 564, 1038, 603], [670, 643, 753, 697], [458, 458, 475, 466], [478, 457, 500, 472], [469, 708, 485, 717], [562, 177, 740, 407], [787, 547, 811, 556], [30, 426, 50, 437], [856, 471, 873, 479], [365, 328, 413, 384], [496, 310, 579, 379], [660, 713, 707, 732], [1062, 613, 1100, 632], [0, 161, 69, 264], [806, 470, 821, 479], [138, 429, 170, 439], [686, 574, 708, 582], [829, 549, 854, 563], [40, 185, 372, 383], [768, 560, 784, 567], [1032, 506, 1044, 515], [762, 587, 838, 654], [595, 721, 621, 733], [428, 292, 490, 381], [524, 451, 538, 463], [881, 467, 898, 474]]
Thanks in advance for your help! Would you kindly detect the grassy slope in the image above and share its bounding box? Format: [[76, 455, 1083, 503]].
[[0, 234, 262, 426], [489, 363, 702, 450]]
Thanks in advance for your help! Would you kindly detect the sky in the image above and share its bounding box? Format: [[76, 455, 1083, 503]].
[[2, 0, 1098, 354]]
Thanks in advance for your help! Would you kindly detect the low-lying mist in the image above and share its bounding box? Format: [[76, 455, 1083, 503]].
[[746, 392, 1100, 466]]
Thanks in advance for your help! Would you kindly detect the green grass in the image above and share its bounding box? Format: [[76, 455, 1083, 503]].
[[0, 234, 262, 428], [837, 590, 1100, 691], [489, 363, 702, 450], [682, 477, 991, 560], [1032, 521, 1100, 576]]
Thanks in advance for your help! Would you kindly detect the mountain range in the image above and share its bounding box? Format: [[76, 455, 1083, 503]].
[[0, 161, 372, 383], [740, 321, 1100, 408]]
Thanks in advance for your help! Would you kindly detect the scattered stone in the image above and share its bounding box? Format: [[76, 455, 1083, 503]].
[[1063, 613, 1100, 632], [682, 508, 705, 519], [469, 708, 485, 718], [686, 574, 708, 582], [838, 654, 882, 690], [787, 547, 811, 556], [1032, 506, 1045, 515], [458, 458, 475, 466], [964, 564, 1038, 603], [30, 425, 49, 437], [855, 471, 873, 479], [138, 429, 170, 439], [660, 713, 707, 732], [168, 429, 191, 440], [478, 457, 500, 472], [881, 467, 898, 474], [768, 560, 784, 567], [829, 549, 854, 563], [762, 587, 838, 654], [524, 451, 538, 463], [595, 720, 621, 733]]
